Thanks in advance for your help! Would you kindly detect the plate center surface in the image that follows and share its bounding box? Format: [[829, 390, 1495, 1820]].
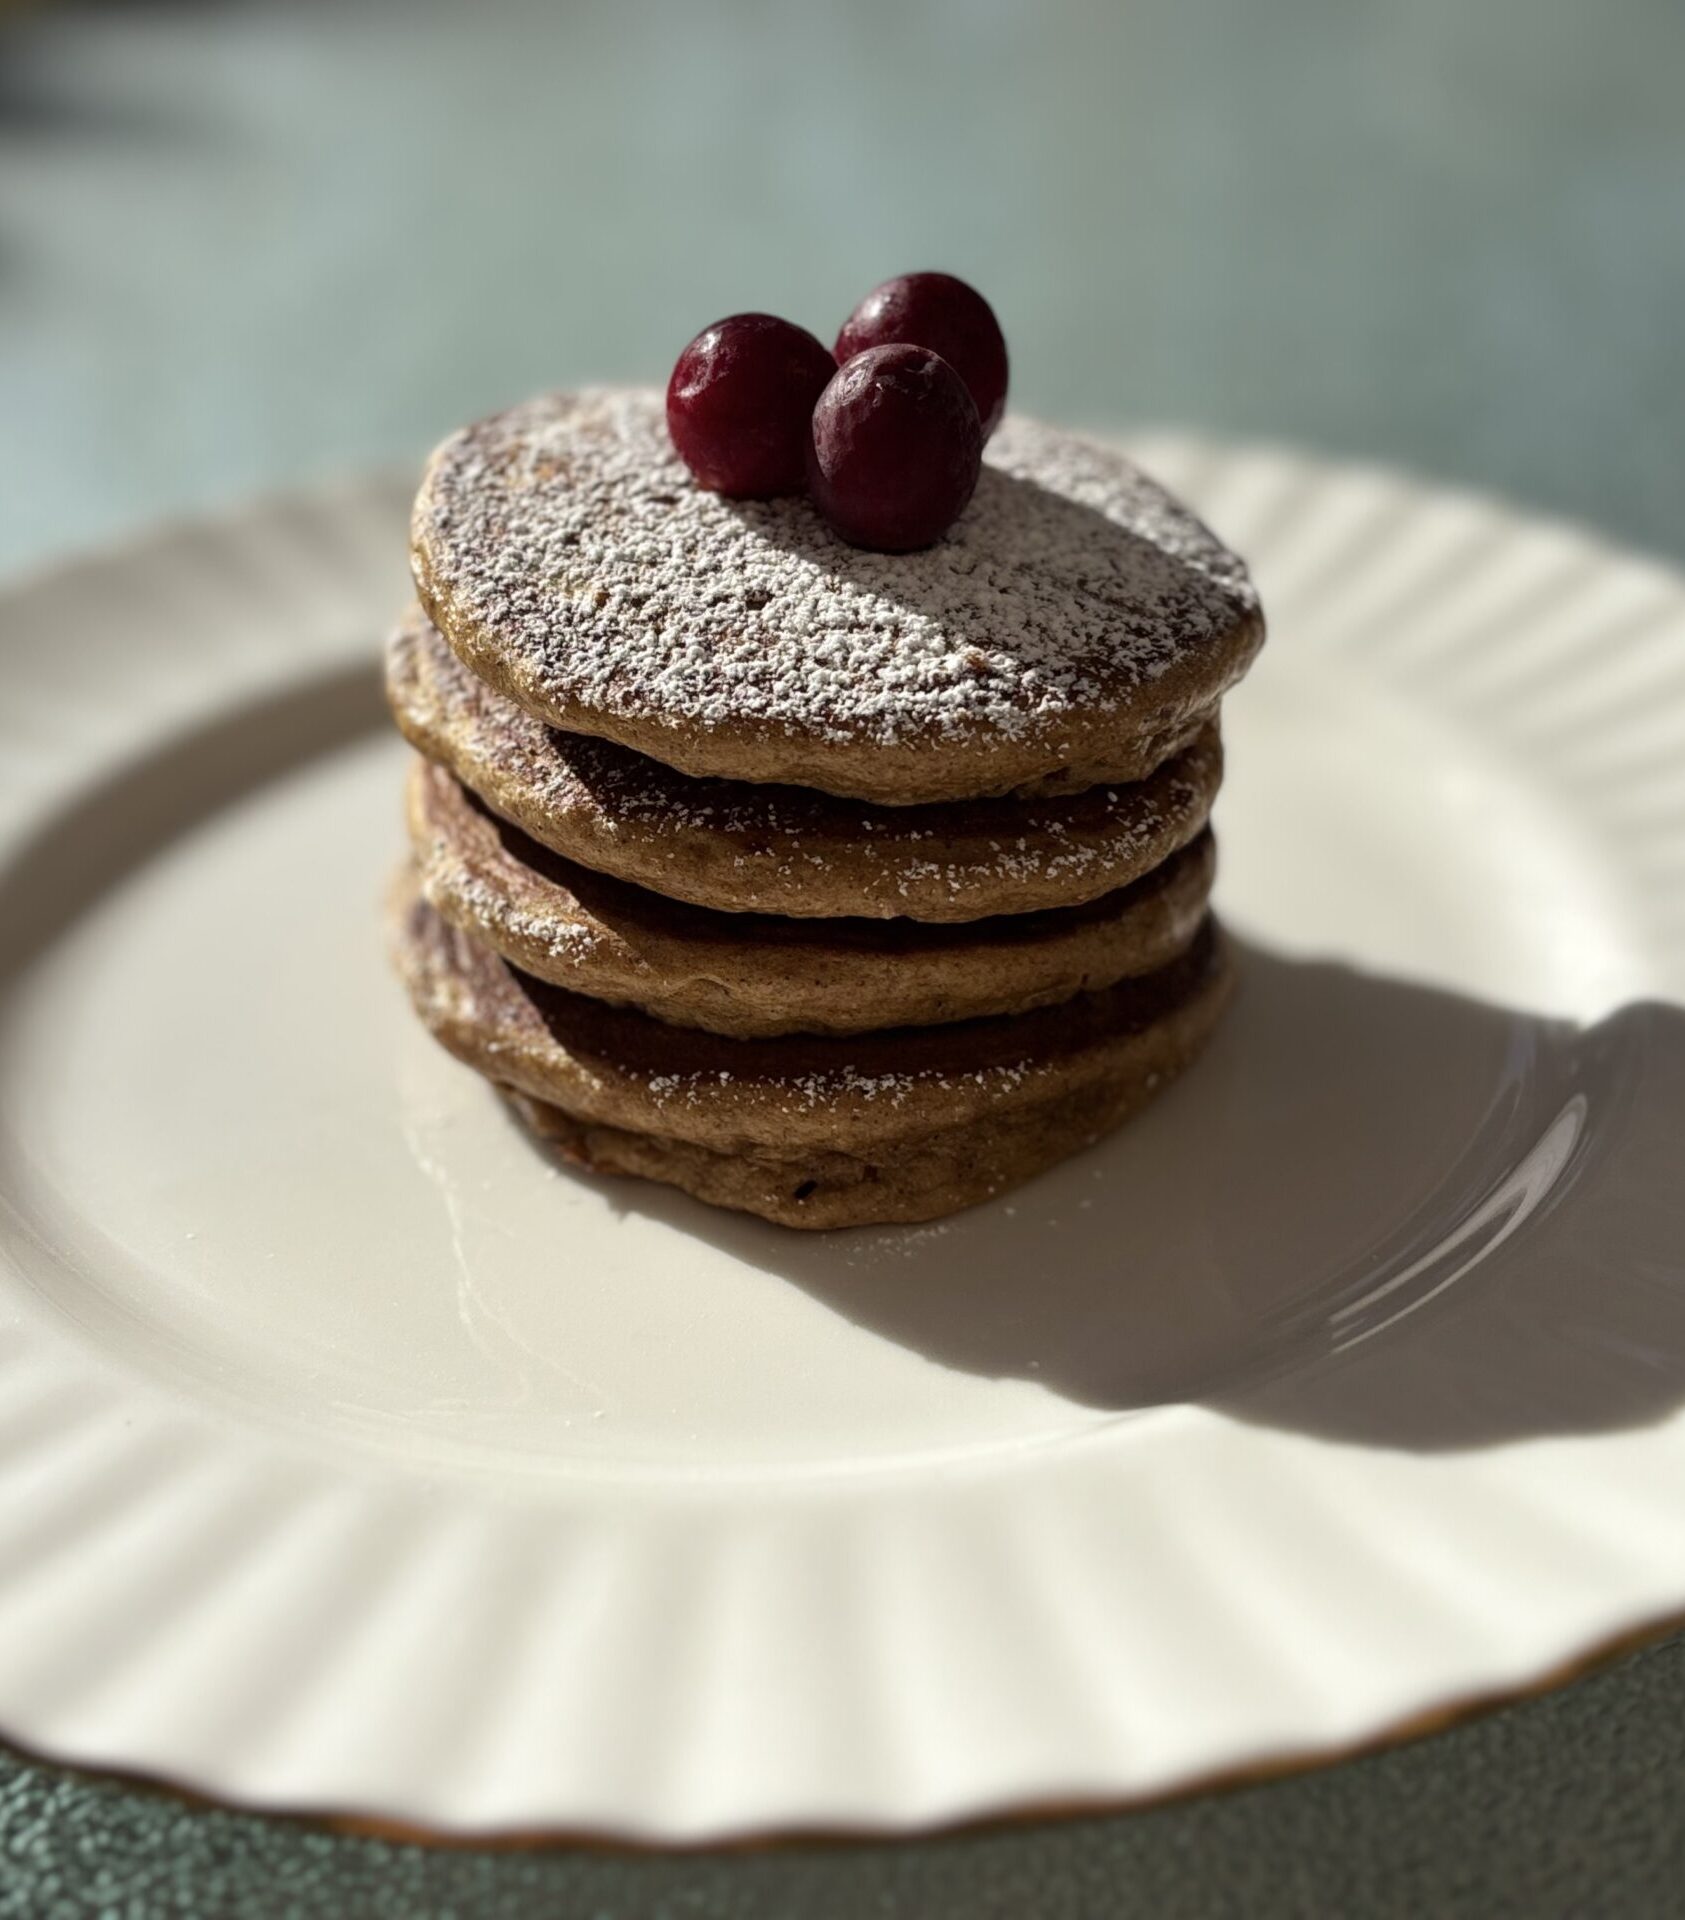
[[0, 645, 1665, 1479]]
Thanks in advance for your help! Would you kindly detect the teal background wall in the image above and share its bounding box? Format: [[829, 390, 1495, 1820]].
[[4, 0, 1683, 574]]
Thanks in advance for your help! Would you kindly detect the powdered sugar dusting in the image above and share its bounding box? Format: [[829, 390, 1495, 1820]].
[[416, 388, 1257, 749], [391, 615, 1219, 916], [436, 861, 605, 967], [636, 1056, 1035, 1115], [397, 875, 1225, 1160]]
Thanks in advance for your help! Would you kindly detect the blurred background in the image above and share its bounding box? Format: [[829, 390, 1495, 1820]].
[[3, 0, 1683, 581]]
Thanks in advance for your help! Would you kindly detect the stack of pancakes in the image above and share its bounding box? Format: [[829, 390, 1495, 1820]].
[[388, 389, 1263, 1228]]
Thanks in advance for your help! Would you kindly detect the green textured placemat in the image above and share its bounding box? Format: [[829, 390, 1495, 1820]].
[[5, 1639, 1685, 1919]]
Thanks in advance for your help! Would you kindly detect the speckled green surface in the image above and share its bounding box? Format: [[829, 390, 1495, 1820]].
[[5, 1640, 1685, 1917], [4, 0, 1685, 1912]]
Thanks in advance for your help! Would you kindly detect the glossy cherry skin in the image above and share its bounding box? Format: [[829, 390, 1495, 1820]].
[[807, 343, 983, 552], [666, 312, 836, 497], [834, 272, 1008, 440]]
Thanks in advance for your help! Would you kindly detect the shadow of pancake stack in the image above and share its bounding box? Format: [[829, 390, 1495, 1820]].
[[385, 388, 1264, 1227]]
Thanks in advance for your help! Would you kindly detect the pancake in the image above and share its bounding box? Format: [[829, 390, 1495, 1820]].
[[407, 756, 1218, 1037], [507, 1072, 1186, 1230], [387, 611, 1223, 923], [391, 867, 1233, 1161], [411, 387, 1263, 806], [394, 877, 1232, 1228]]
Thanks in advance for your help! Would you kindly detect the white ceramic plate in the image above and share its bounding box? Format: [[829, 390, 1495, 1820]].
[[2, 441, 1685, 1842]]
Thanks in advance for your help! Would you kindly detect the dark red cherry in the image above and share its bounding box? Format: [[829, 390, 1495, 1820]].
[[807, 344, 983, 552], [666, 313, 836, 498], [834, 272, 1009, 440]]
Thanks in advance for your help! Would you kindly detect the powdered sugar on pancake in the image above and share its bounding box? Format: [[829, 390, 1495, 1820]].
[[387, 613, 1222, 921], [414, 388, 1257, 750]]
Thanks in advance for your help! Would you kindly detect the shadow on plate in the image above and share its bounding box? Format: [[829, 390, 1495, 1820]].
[[558, 941, 1685, 1453], [0, 661, 381, 985]]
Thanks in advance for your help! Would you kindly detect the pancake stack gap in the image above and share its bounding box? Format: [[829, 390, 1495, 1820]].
[[387, 387, 1263, 1228]]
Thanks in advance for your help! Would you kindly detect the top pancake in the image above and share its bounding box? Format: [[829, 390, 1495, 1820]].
[[411, 387, 1263, 806]]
